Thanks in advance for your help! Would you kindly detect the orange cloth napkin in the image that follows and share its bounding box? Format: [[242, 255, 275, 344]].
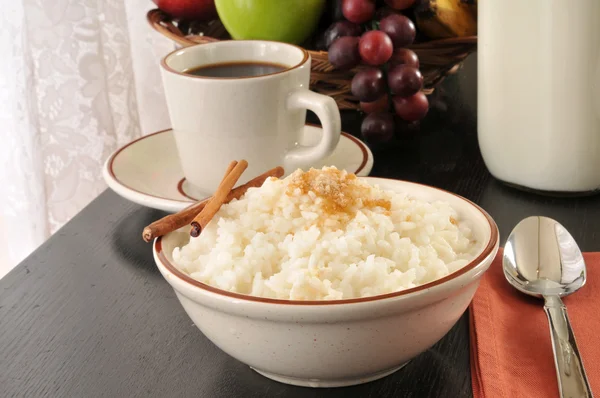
[[470, 249, 600, 398]]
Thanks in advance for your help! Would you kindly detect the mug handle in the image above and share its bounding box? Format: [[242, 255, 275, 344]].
[[284, 89, 342, 171]]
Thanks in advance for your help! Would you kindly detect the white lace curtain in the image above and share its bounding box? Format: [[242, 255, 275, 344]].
[[0, 0, 174, 277]]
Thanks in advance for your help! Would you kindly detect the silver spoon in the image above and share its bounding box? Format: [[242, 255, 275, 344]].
[[503, 216, 592, 398]]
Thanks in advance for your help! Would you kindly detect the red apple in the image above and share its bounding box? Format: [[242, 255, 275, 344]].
[[153, 0, 217, 21]]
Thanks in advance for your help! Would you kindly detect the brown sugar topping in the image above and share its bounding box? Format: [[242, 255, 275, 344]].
[[363, 199, 392, 211], [287, 168, 391, 216]]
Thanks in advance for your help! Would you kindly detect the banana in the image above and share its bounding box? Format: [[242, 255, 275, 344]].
[[414, 0, 477, 39]]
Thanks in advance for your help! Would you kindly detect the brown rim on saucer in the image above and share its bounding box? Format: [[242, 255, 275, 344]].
[[176, 178, 198, 201], [155, 178, 499, 306], [161, 40, 310, 81], [107, 127, 370, 204], [107, 128, 173, 200], [174, 124, 370, 201]]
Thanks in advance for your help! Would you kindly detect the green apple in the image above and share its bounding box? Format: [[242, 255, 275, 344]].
[[215, 0, 325, 45]]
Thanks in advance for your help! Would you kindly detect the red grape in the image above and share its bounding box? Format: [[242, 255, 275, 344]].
[[360, 94, 389, 114], [388, 64, 423, 97], [389, 48, 419, 68], [379, 14, 416, 48], [384, 0, 416, 10], [342, 0, 375, 24], [323, 21, 363, 49], [359, 31, 393, 66], [393, 92, 429, 122], [328, 36, 361, 70], [351, 68, 386, 102], [361, 111, 395, 143]]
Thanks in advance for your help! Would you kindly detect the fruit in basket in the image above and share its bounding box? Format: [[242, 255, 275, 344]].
[[153, 0, 217, 21], [379, 14, 416, 48], [392, 92, 429, 122], [323, 21, 363, 49], [321, 0, 431, 143], [215, 0, 325, 44], [414, 0, 477, 39], [389, 48, 419, 68], [358, 31, 393, 66], [351, 68, 386, 102], [360, 95, 389, 114], [361, 112, 395, 144], [341, 0, 376, 24], [328, 36, 361, 69], [388, 64, 423, 97]]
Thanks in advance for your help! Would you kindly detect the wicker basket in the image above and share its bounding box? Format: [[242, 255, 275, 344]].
[[147, 9, 476, 110]]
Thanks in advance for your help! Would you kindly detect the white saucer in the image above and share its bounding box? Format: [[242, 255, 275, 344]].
[[103, 125, 374, 212]]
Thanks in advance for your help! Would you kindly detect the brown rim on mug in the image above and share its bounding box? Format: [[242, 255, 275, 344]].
[[155, 178, 499, 306], [160, 40, 311, 81]]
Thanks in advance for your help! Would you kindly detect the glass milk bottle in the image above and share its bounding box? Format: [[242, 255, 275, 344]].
[[478, 0, 600, 195]]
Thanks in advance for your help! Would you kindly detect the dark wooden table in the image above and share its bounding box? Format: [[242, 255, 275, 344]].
[[2, 55, 600, 398]]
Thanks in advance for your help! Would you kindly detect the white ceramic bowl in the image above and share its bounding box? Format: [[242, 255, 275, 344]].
[[153, 177, 499, 388]]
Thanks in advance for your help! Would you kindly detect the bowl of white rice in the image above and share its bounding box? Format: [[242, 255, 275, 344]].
[[154, 166, 499, 388]]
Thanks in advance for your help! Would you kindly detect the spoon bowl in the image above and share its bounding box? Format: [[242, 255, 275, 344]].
[[503, 216, 592, 398], [503, 216, 587, 298]]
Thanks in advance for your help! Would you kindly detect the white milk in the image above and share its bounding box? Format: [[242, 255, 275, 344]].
[[478, 0, 600, 193]]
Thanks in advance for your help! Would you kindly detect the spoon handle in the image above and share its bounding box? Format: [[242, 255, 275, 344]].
[[543, 295, 593, 398]]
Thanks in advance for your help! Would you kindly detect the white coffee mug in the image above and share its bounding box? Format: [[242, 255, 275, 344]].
[[160, 40, 342, 193]]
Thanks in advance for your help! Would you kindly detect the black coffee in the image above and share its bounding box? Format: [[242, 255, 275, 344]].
[[183, 61, 288, 78]]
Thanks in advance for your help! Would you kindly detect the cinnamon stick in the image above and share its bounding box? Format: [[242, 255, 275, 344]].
[[190, 160, 248, 237], [220, 160, 239, 182], [141, 166, 284, 242]]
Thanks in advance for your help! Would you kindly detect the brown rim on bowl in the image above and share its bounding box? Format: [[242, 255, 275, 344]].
[[155, 178, 499, 305], [161, 40, 310, 81]]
